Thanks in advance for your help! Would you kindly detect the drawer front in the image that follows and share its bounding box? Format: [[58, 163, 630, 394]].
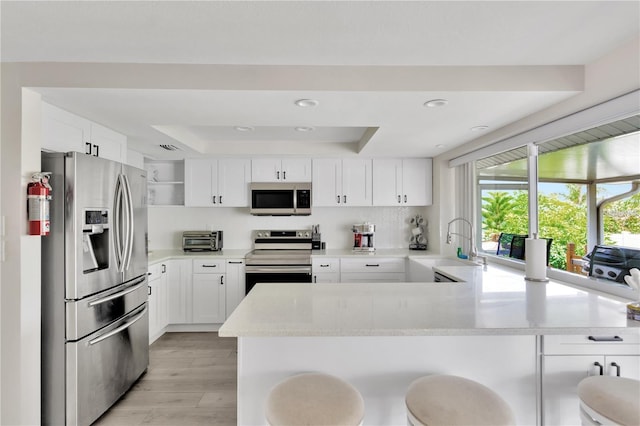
[[312, 258, 340, 273], [193, 259, 226, 274], [341, 272, 406, 283], [341, 257, 405, 273], [544, 331, 640, 355]]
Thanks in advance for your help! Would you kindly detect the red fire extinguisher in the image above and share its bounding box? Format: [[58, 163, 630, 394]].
[[27, 172, 52, 236]]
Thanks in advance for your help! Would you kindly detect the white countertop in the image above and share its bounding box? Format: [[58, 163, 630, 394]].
[[219, 263, 639, 337], [313, 248, 433, 258], [149, 247, 428, 263], [148, 249, 250, 263]]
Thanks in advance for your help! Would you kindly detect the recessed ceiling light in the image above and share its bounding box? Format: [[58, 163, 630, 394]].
[[234, 126, 254, 132], [424, 99, 448, 108], [295, 99, 319, 108], [294, 126, 315, 132], [471, 125, 489, 132]]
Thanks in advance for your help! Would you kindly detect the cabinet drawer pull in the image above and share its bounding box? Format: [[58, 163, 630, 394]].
[[202, 264, 217, 268], [588, 336, 623, 342], [366, 264, 380, 267], [593, 362, 604, 376], [228, 261, 243, 264], [320, 264, 330, 268], [610, 362, 621, 376]]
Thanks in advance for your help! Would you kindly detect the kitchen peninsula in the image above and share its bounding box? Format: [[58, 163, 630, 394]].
[[219, 263, 640, 426]]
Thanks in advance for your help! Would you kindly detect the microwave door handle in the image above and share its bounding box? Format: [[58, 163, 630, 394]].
[[293, 189, 297, 211], [113, 175, 124, 272]]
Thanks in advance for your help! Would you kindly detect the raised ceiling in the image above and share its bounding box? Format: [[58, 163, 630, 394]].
[[2, 1, 639, 159]]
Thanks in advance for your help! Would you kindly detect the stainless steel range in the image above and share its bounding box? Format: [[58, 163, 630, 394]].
[[245, 230, 313, 294]]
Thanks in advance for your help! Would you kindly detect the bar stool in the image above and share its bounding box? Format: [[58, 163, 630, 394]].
[[578, 375, 640, 426], [265, 373, 365, 426], [405, 375, 515, 426]]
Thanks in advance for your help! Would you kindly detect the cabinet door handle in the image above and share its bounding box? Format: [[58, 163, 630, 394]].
[[148, 285, 152, 296], [85, 142, 92, 155], [593, 362, 604, 375], [313, 275, 317, 283], [404, 194, 407, 203], [283, 171, 286, 180], [337, 195, 341, 204], [610, 362, 621, 376], [212, 195, 217, 204], [343, 195, 347, 204], [161, 264, 166, 273], [366, 264, 380, 267], [588, 336, 623, 342], [277, 171, 280, 180], [397, 195, 401, 203], [219, 195, 223, 204], [93, 144, 99, 157], [220, 276, 224, 285]]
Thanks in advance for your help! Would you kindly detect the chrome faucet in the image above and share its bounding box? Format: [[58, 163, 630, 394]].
[[446, 217, 479, 261]]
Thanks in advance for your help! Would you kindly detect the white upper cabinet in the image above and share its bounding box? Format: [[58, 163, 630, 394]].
[[252, 158, 311, 182], [312, 158, 372, 206], [41, 102, 127, 163], [373, 158, 432, 206], [185, 158, 251, 207]]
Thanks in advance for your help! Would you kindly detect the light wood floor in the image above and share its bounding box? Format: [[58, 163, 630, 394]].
[[93, 332, 237, 426]]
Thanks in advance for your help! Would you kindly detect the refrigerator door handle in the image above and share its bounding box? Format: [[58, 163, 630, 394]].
[[87, 278, 146, 307], [88, 305, 147, 346], [113, 175, 125, 272], [122, 174, 135, 271]]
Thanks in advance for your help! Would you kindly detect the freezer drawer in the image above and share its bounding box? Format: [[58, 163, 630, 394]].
[[65, 275, 148, 341], [65, 303, 149, 426]]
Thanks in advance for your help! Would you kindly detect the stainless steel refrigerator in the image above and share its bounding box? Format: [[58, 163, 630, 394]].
[[41, 152, 149, 426]]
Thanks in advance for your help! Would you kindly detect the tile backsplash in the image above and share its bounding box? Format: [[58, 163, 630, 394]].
[[148, 206, 430, 250]]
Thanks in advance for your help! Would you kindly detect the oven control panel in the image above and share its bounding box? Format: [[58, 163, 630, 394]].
[[254, 230, 311, 239]]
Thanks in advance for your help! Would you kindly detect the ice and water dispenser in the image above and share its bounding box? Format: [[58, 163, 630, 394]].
[[82, 209, 110, 273]]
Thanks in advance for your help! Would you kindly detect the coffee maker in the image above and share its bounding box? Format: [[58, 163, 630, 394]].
[[352, 223, 375, 252]]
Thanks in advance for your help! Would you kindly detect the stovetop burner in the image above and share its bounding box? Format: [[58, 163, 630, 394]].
[[245, 229, 312, 266]]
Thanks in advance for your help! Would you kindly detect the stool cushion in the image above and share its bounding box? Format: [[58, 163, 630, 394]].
[[578, 376, 640, 426], [265, 373, 364, 426], [405, 375, 515, 426]]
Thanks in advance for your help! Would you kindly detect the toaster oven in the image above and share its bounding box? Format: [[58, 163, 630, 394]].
[[182, 231, 223, 252]]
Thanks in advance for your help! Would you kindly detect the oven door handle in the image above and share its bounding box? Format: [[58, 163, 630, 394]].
[[246, 267, 311, 274]]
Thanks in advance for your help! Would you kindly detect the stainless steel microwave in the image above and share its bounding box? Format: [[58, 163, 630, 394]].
[[249, 182, 312, 216], [182, 231, 223, 251]]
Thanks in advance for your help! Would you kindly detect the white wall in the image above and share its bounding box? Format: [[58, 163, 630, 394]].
[[149, 206, 429, 250]]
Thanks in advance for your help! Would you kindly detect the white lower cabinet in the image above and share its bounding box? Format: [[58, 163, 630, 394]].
[[192, 259, 226, 324], [148, 262, 168, 344], [542, 333, 640, 425], [340, 257, 406, 283], [312, 257, 340, 283], [225, 259, 246, 317], [167, 259, 191, 324]]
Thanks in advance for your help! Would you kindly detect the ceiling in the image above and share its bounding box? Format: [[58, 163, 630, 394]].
[[2, 1, 639, 160]]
